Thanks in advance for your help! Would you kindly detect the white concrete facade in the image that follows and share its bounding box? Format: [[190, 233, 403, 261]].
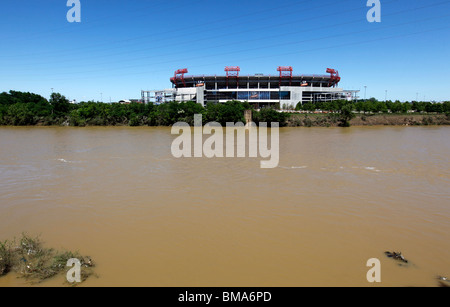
[[146, 86, 358, 107]]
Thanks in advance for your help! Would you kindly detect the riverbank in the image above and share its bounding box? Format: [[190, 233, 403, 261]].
[[4, 113, 450, 127], [4, 113, 450, 128], [1, 90, 449, 127], [287, 113, 450, 127]]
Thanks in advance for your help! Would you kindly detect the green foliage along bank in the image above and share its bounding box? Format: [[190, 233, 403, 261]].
[[296, 97, 450, 115], [0, 91, 290, 127], [0, 91, 449, 127]]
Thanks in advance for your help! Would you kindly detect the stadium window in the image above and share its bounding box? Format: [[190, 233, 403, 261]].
[[280, 91, 291, 100]]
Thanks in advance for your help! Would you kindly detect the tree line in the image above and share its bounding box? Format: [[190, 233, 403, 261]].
[[296, 98, 450, 114], [0, 91, 448, 127], [0, 91, 289, 127]]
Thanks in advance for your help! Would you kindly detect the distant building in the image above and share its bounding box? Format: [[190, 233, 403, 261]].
[[142, 66, 359, 108]]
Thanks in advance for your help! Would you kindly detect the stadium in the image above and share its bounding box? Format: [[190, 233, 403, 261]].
[[142, 66, 359, 108]]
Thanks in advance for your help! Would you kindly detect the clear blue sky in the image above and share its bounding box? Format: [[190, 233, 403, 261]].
[[1, 0, 449, 102]]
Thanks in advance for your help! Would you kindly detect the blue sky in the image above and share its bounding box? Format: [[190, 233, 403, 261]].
[[1, 0, 449, 102]]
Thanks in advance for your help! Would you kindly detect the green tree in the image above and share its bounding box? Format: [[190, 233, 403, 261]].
[[49, 93, 71, 116], [253, 107, 290, 127], [154, 101, 182, 126], [302, 102, 315, 112], [177, 101, 205, 125], [390, 101, 403, 113], [6, 103, 35, 125], [443, 101, 450, 113], [338, 103, 355, 127], [412, 101, 426, 112], [205, 101, 250, 125], [401, 102, 412, 113]]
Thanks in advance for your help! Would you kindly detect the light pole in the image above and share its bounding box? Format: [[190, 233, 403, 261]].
[[364, 86, 367, 101]]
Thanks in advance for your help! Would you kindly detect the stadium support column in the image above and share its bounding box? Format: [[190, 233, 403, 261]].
[[282, 86, 302, 109], [244, 110, 252, 128], [141, 90, 151, 104], [196, 85, 205, 107]]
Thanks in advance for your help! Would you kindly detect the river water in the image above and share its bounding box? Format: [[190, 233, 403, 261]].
[[0, 126, 449, 287]]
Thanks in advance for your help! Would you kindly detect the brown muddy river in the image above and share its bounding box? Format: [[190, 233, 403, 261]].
[[0, 126, 449, 287]]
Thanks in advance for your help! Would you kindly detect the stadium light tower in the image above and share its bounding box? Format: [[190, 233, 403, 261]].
[[225, 66, 240, 89], [326, 68, 340, 88], [278, 66, 293, 87], [171, 68, 189, 88]]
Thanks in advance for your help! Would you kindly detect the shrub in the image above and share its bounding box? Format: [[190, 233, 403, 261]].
[[6, 103, 35, 125], [253, 107, 290, 127], [0, 240, 13, 276], [0, 234, 95, 284], [338, 103, 356, 127]]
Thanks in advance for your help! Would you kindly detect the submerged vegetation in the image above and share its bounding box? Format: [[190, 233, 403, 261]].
[[0, 234, 95, 285], [0, 90, 449, 127]]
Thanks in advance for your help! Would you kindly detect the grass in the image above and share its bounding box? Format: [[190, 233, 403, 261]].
[[0, 240, 13, 276], [0, 233, 95, 285], [287, 113, 450, 127]]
